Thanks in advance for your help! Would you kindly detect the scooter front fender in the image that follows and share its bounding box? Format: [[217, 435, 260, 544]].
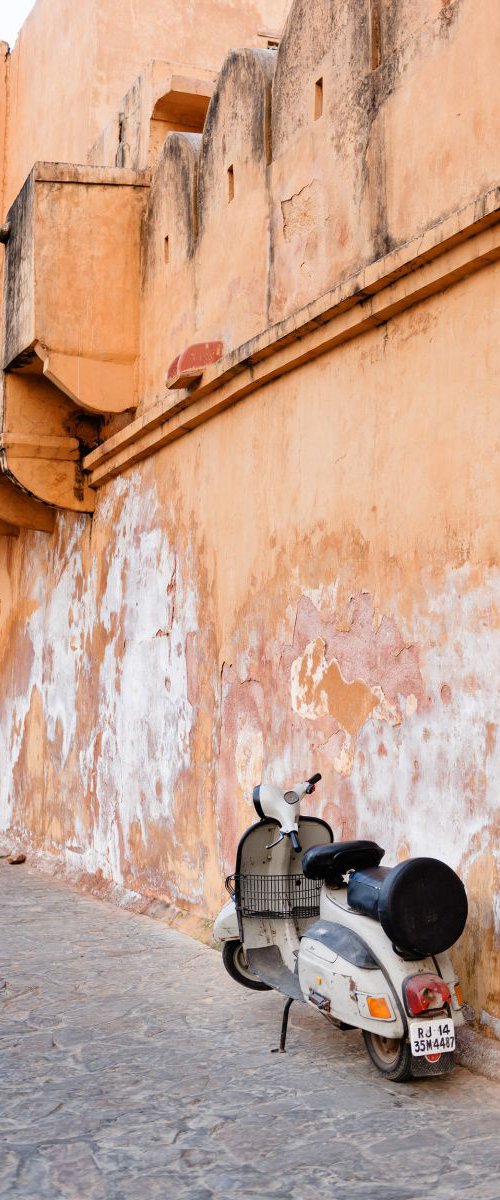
[[213, 898, 239, 944]]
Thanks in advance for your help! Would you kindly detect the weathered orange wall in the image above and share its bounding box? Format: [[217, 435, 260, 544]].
[[0, 42, 8, 213], [0, 0, 499, 1032], [1, 261, 499, 1014]]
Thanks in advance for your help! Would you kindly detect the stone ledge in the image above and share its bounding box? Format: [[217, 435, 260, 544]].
[[456, 1027, 500, 1083], [32, 162, 151, 187], [0, 838, 215, 946]]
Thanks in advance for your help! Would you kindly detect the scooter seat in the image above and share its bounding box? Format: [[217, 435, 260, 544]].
[[302, 840, 384, 884]]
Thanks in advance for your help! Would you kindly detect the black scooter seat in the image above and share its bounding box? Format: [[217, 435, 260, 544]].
[[302, 840, 384, 884]]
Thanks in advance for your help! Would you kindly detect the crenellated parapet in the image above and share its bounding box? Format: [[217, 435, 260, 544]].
[[135, 0, 499, 417], [140, 133, 201, 407], [195, 49, 276, 353]]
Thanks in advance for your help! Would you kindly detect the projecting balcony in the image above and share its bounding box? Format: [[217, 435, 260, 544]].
[[0, 162, 149, 525]]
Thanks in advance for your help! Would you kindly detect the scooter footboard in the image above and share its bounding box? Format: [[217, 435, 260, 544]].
[[246, 946, 303, 999]]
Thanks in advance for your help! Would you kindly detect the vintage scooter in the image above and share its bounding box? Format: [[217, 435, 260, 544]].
[[214, 774, 468, 1081]]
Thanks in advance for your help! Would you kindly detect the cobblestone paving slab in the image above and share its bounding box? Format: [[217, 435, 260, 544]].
[[1, 862, 500, 1199]]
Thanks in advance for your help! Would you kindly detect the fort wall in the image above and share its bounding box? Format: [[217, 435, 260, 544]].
[[0, 0, 499, 1030]]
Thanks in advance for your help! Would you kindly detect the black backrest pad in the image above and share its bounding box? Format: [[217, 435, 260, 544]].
[[302, 840, 385, 881], [347, 866, 392, 920]]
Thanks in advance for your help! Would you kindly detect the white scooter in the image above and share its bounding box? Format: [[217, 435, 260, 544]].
[[214, 774, 468, 1081]]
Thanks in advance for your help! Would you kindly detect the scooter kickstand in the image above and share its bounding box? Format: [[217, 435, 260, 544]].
[[271, 997, 294, 1054]]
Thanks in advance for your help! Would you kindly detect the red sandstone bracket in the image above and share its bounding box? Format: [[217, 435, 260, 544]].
[[166, 342, 224, 390]]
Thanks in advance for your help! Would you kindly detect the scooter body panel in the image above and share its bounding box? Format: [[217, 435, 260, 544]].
[[299, 933, 405, 1036], [433, 950, 465, 1026], [213, 898, 239, 943]]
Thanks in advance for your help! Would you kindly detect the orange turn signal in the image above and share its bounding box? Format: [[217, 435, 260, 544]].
[[454, 982, 464, 1008], [367, 995, 393, 1020]]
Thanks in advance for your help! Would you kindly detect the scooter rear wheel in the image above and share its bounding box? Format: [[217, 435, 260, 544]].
[[222, 939, 272, 991], [362, 1031, 412, 1082]]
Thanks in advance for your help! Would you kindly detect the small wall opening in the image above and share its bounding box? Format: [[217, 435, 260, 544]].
[[314, 78, 324, 121], [148, 82, 213, 169], [257, 28, 281, 49], [164, 236, 170, 265], [227, 164, 235, 203]]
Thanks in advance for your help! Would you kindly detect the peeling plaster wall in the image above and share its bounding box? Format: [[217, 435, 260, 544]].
[[0, 477, 205, 904], [0, 0, 499, 1028], [1, 257, 500, 1017]]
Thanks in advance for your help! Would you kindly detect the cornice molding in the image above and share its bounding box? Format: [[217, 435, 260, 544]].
[[84, 187, 500, 488]]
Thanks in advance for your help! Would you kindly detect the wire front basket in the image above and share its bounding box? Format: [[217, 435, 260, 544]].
[[226, 872, 321, 920]]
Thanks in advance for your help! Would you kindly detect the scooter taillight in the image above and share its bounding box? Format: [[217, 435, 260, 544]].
[[404, 973, 452, 1016]]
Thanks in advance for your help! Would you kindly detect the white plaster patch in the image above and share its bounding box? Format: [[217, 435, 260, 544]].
[[0, 515, 88, 830], [301, 579, 340, 615], [349, 566, 500, 870], [77, 472, 198, 893], [371, 686, 402, 728], [333, 736, 354, 778], [291, 638, 330, 719], [0, 472, 200, 902], [492, 891, 500, 937], [290, 639, 398, 775]]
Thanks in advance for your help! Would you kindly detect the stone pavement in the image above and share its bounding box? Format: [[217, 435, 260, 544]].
[[1, 863, 500, 1200]]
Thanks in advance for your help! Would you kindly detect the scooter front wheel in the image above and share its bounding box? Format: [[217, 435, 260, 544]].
[[362, 1031, 412, 1082], [222, 939, 272, 991]]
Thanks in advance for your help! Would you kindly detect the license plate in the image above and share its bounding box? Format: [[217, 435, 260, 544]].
[[409, 1017, 455, 1057]]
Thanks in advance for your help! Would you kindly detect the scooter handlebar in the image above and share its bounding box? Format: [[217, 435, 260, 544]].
[[306, 772, 322, 792], [289, 830, 302, 854]]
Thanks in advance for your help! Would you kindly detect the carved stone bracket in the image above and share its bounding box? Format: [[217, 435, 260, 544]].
[[0, 162, 150, 529], [0, 476, 55, 533]]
